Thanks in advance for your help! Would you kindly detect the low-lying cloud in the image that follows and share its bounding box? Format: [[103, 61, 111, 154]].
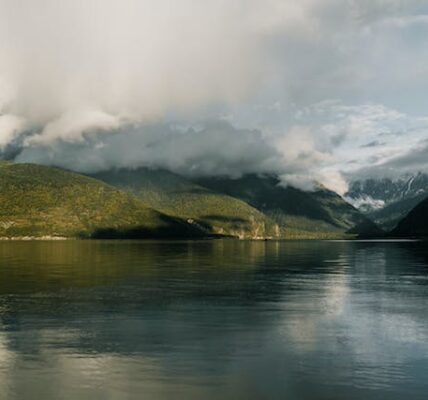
[[16, 121, 284, 178]]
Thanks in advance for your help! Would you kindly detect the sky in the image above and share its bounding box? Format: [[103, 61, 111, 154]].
[[0, 0, 428, 194]]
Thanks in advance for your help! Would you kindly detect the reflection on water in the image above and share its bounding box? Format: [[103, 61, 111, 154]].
[[0, 240, 427, 399]]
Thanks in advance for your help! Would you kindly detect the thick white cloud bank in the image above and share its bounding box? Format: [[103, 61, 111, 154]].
[[0, 0, 269, 128], [1, 0, 428, 194]]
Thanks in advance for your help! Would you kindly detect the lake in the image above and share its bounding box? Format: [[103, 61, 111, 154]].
[[0, 239, 427, 399]]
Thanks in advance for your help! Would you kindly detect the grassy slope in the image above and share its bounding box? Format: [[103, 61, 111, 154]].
[[391, 197, 428, 237], [0, 162, 203, 238], [91, 169, 280, 239], [195, 174, 383, 238]]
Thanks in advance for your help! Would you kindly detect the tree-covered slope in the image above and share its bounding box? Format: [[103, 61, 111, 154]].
[[91, 168, 280, 239], [391, 197, 428, 237], [195, 174, 382, 237], [0, 162, 204, 238]]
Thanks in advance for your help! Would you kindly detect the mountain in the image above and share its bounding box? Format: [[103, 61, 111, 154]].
[[0, 162, 204, 239], [195, 174, 382, 237], [91, 168, 280, 239], [0, 162, 383, 240], [391, 197, 428, 237], [345, 173, 428, 230], [346, 173, 428, 209], [365, 192, 428, 232]]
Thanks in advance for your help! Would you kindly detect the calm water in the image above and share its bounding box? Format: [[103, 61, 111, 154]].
[[0, 240, 427, 399]]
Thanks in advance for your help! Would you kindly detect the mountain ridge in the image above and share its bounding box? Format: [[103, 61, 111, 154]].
[[345, 172, 428, 230]]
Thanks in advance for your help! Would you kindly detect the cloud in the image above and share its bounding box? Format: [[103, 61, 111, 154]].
[[16, 121, 284, 178], [25, 108, 123, 145], [290, 100, 428, 180], [360, 140, 386, 148], [15, 118, 352, 194], [0, 0, 428, 192], [0, 114, 26, 149], [0, 0, 277, 138], [380, 14, 428, 28], [353, 138, 428, 179], [0, 0, 424, 137]]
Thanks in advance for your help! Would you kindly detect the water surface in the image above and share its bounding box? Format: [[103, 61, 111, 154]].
[[0, 239, 427, 399]]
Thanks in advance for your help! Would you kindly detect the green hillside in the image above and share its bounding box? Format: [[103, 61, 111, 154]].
[[195, 174, 383, 237], [0, 162, 204, 239], [91, 168, 280, 239], [391, 197, 428, 237], [0, 162, 383, 240]]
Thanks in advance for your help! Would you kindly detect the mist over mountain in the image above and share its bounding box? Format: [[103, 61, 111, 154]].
[[15, 122, 285, 179]]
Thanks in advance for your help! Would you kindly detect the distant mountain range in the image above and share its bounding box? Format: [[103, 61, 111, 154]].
[[345, 173, 428, 230]]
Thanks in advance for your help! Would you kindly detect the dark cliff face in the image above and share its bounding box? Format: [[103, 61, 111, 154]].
[[391, 197, 428, 238]]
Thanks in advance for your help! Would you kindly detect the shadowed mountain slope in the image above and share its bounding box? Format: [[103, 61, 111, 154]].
[[195, 174, 383, 237], [391, 197, 428, 238]]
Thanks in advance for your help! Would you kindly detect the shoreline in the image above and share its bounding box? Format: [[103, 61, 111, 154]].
[[0, 236, 71, 241], [0, 235, 407, 242]]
